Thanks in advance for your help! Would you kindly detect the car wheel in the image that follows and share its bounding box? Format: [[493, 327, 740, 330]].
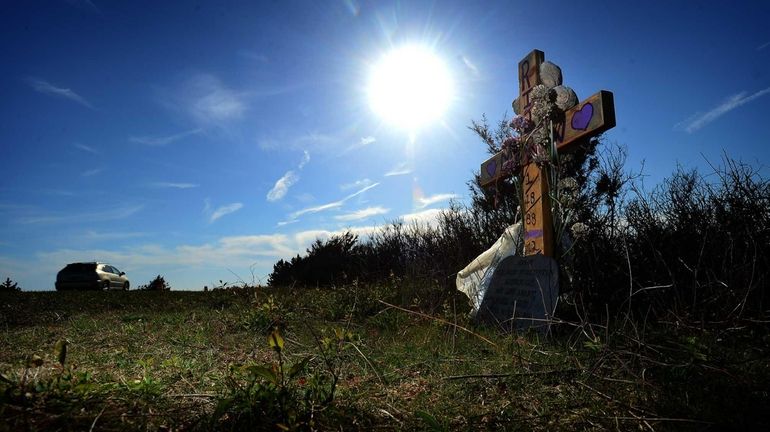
[[123, 282, 129, 291]]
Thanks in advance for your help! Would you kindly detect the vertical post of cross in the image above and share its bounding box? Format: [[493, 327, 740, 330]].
[[517, 50, 554, 257]]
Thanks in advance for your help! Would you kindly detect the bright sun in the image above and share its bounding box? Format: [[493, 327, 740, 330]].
[[367, 45, 453, 130]]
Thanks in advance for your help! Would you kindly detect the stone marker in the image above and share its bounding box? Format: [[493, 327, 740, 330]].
[[476, 255, 559, 332]]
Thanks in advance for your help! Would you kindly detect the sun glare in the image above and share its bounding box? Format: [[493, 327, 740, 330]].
[[367, 45, 453, 130]]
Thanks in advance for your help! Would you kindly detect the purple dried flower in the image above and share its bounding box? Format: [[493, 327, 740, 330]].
[[502, 136, 519, 151], [531, 145, 550, 166], [509, 115, 533, 133], [502, 159, 517, 175]]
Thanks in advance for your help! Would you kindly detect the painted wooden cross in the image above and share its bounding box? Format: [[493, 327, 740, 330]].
[[479, 49, 616, 257]]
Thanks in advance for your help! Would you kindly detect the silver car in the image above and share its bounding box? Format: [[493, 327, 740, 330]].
[[55, 262, 130, 291]]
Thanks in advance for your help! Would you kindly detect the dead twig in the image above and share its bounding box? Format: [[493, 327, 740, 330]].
[[444, 368, 579, 380], [576, 380, 655, 416], [378, 300, 498, 348], [592, 415, 713, 425]]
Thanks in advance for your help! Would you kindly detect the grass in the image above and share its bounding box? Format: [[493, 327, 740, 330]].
[[1, 287, 768, 431]]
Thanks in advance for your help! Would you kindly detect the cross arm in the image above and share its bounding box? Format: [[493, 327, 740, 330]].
[[554, 90, 615, 152]]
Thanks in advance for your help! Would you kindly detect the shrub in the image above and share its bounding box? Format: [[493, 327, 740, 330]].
[[0, 277, 20, 292], [139, 275, 171, 291]]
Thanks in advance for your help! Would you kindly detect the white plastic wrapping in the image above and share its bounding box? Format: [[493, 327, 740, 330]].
[[455, 222, 523, 313]]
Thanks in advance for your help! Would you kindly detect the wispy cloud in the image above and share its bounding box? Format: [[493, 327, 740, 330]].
[[183, 74, 246, 124], [290, 201, 345, 219], [758, 41, 770, 51], [26, 77, 94, 109], [276, 219, 299, 227], [345, 182, 379, 200], [17, 204, 144, 225], [129, 128, 202, 146], [342, 136, 377, 153], [210, 203, 243, 223], [75, 143, 99, 154], [83, 230, 147, 242], [258, 131, 345, 152], [267, 171, 299, 202], [415, 193, 458, 209], [81, 167, 104, 177], [334, 206, 389, 222], [148, 182, 199, 189], [384, 161, 412, 177], [340, 178, 374, 191], [400, 208, 446, 227], [289, 182, 380, 220], [298, 150, 310, 168], [266, 151, 311, 202], [676, 87, 770, 133], [460, 55, 479, 77]]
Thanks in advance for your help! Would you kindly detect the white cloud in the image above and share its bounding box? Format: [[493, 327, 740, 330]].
[[83, 230, 147, 241], [267, 171, 299, 202], [340, 178, 374, 191], [758, 41, 770, 51], [266, 151, 311, 202], [148, 182, 199, 189], [676, 87, 770, 133], [400, 208, 445, 227], [188, 74, 246, 122], [287, 182, 380, 221], [343, 135, 377, 153], [290, 201, 345, 219], [259, 132, 340, 152], [17, 204, 144, 225], [460, 55, 479, 77], [335, 206, 390, 222], [75, 143, 99, 154], [210, 203, 243, 222], [384, 161, 412, 177], [129, 128, 202, 146], [160, 73, 246, 126], [416, 193, 459, 209], [298, 150, 310, 168], [26, 77, 94, 109], [345, 182, 380, 200], [81, 167, 104, 177]]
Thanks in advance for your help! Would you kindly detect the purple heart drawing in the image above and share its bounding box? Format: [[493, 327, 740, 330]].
[[571, 102, 594, 131], [486, 160, 497, 177]]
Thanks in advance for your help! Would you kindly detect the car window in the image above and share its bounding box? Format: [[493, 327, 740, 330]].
[[113, 267, 122, 275], [63, 263, 96, 273], [101, 265, 113, 274]]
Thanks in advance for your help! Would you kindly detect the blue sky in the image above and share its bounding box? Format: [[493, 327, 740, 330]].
[[1, 1, 769, 290]]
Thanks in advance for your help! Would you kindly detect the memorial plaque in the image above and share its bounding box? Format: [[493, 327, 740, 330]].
[[476, 255, 559, 332]]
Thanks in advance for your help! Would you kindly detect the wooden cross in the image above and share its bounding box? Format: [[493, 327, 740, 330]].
[[479, 49, 616, 257]]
